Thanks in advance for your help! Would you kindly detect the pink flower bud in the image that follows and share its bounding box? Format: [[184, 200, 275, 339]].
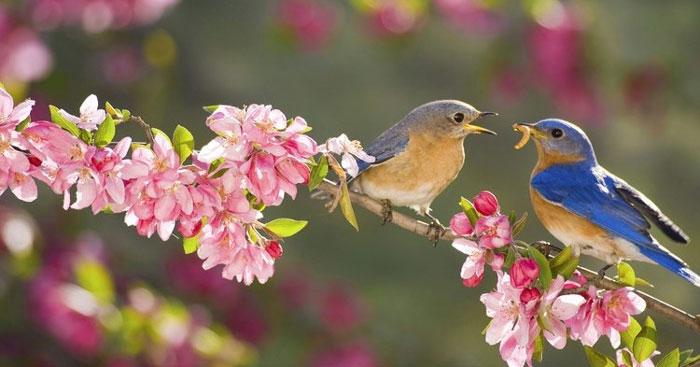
[[462, 272, 484, 288], [266, 241, 284, 259], [449, 212, 473, 236], [519, 287, 541, 304], [473, 190, 499, 216], [509, 258, 540, 288]]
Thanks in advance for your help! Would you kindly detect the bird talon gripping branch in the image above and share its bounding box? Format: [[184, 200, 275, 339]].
[[380, 199, 393, 225]]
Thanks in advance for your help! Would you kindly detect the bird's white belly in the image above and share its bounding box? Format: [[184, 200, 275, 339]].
[[355, 180, 437, 214]]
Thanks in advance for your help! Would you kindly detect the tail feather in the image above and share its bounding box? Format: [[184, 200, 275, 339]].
[[639, 247, 700, 287]]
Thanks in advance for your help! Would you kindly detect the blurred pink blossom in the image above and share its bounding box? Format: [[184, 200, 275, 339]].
[[434, 0, 504, 36], [319, 285, 364, 332], [309, 342, 379, 367], [276, 0, 336, 51]]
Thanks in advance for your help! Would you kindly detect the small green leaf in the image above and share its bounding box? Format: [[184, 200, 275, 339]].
[[172, 124, 194, 163], [79, 128, 92, 144], [208, 157, 225, 173], [656, 348, 680, 367], [633, 317, 657, 362], [203, 105, 220, 113], [584, 346, 616, 367], [528, 246, 553, 289], [265, 218, 308, 238], [105, 101, 119, 117], [121, 109, 131, 122], [550, 245, 572, 269], [74, 258, 114, 304], [621, 317, 641, 350], [503, 247, 516, 268], [533, 332, 544, 362], [339, 180, 359, 231], [511, 212, 528, 236], [183, 236, 200, 254], [15, 116, 30, 132], [556, 255, 580, 279], [459, 197, 479, 225], [681, 351, 700, 367], [635, 277, 655, 288], [151, 127, 170, 144], [617, 262, 636, 286], [211, 168, 229, 179], [308, 154, 329, 190], [49, 105, 80, 136], [95, 114, 116, 147]]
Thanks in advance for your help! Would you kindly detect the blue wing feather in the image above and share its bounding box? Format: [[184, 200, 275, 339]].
[[355, 122, 410, 175], [532, 163, 700, 286]]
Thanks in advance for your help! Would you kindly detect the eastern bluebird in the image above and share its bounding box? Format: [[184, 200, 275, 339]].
[[350, 100, 497, 240], [514, 118, 700, 287]]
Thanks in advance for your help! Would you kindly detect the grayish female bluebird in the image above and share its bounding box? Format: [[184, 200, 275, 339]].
[[350, 100, 497, 239], [514, 118, 699, 286]]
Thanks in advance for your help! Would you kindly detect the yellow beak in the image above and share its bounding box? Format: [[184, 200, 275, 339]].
[[464, 124, 497, 135]]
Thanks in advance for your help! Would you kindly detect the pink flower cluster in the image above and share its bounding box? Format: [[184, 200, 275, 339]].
[[28, 0, 180, 33], [450, 190, 647, 367], [275, 0, 337, 51], [0, 86, 319, 285], [0, 5, 53, 84]]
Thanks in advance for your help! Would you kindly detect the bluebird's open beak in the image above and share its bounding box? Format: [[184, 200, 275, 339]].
[[464, 111, 498, 135]]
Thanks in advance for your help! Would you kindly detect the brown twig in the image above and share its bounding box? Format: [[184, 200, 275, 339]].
[[127, 115, 155, 145], [315, 180, 700, 335]]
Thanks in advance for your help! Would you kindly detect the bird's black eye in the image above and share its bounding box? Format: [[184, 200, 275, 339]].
[[551, 128, 564, 138], [452, 112, 465, 123]]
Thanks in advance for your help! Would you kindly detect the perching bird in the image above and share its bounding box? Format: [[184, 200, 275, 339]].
[[513, 118, 699, 286], [350, 100, 497, 240]]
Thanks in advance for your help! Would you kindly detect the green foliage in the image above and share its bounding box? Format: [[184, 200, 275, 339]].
[[617, 262, 636, 287], [459, 197, 479, 225], [680, 349, 700, 367], [151, 127, 170, 144], [528, 246, 552, 288], [657, 348, 680, 367], [549, 246, 579, 278], [511, 212, 528, 237], [584, 346, 616, 367], [308, 155, 329, 190], [620, 317, 642, 350], [95, 114, 116, 147], [172, 124, 195, 163], [265, 218, 308, 237], [15, 116, 30, 132], [339, 180, 359, 231], [74, 258, 115, 304], [183, 236, 200, 254], [49, 105, 80, 136], [203, 105, 220, 113], [633, 316, 657, 362]]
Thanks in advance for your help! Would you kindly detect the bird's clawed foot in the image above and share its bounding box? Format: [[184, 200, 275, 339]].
[[380, 199, 393, 225], [425, 213, 446, 246], [597, 264, 614, 281]]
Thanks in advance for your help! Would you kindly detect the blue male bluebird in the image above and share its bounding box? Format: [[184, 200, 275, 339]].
[[350, 100, 497, 240], [513, 118, 700, 286]]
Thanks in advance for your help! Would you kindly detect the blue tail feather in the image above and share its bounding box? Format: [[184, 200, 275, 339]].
[[638, 247, 700, 287]]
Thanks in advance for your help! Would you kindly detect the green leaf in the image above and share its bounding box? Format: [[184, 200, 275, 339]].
[[511, 212, 528, 236], [94, 114, 116, 147], [172, 124, 194, 163], [74, 258, 114, 304], [657, 348, 680, 367], [15, 116, 31, 132], [121, 109, 131, 122], [503, 247, 516, 269], [49, 105, 80, 136], [528, 246, 553, 289], [211, 168, 229, 179], [339, 180, 359, 231], [635, 277, 655, 288], [584, 346, 616, 367], [151, 127, 170, 144], [533, 332, 544, 362], [265, 218, 308, 238], [620, 317, 641, 350], [681, 350, 700, 367], [617, 262, 636, 286], [459, 197, 479, 225], [633, 317, 657, 362], [105, 101, 119, 117], [208, 157, 225, 173], [308, 154, 329, 190], [79, 128, 92, 144], [556, 255, 580, 279], [550, 245, 572, 269], [183, 236, 200, 254], [203, 105, 220, 113]]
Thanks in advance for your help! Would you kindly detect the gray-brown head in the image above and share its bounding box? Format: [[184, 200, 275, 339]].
[[401, 100, 497, 138]]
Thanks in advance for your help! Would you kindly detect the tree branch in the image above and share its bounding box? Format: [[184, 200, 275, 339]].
[[127, 115, 155, 145], [316, 180, 700, 334]]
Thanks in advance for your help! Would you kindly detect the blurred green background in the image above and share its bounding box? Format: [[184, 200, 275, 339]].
[[1, 0, 699, 366]]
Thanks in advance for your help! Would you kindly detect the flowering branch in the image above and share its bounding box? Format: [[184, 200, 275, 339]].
[[314, 180, 700, 337]]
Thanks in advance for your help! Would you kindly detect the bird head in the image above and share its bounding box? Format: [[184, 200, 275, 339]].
[[513, 118, 596, 163], [406, 100, 497, 139]]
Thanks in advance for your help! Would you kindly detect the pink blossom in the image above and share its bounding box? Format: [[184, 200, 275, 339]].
[[0, 125, 38, 202], [265, 240, 283, 259], [509, 258, 540, 289], [309, 342, 378, 367], [198, 239, 275, 285], [59, 94, 106, 131], [0, 27, 53, 84], [538, 276, 586, 350], [0, 87, 35, 128], [319, 133, 374, 177], [473, 190, 499, 215], [366, 1, 423, 37], [519, 287, 541, 304], [566, 285, 603, 346], [198, 105, 250, 163], [320, 285, 364, 332], [474, 214, 512, 249], [434, 0, 504, 36], [449, 212, 473, 236], [276, 0, 336, 51], [452, 238, 501, 288], [594, 287, 646, 348], [240, 152, 284, 206], [616, 348, 659, 367]]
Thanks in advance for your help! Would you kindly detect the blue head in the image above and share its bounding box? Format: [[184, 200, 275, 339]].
[[514, 118, 597, 166]]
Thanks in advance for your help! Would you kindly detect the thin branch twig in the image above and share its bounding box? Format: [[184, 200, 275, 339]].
[[127, 116, 154, 145], [316, 180, 700, 334]]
